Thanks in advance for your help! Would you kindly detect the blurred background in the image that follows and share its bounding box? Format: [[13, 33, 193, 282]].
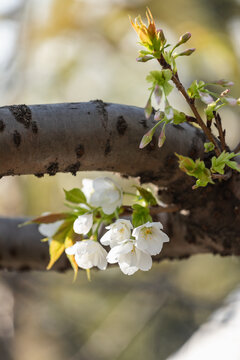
[[0, 0, 240, 359]]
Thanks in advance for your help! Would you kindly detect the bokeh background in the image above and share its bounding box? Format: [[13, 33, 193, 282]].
[[0, 0, 240, 359]]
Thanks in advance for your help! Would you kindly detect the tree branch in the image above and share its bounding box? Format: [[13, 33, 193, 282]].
[[0, 101, 205, 185], [0, 101, 239, 271], [0, 214, 238, 272]]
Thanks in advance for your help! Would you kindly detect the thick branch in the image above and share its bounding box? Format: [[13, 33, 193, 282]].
[[0, 214, 238, 272], [0, 101, 239, 270], [0, 102, 205, 186]]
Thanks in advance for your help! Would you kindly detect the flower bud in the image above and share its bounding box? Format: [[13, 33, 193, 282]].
[[144, 98, 152, 119], [158, 125, 166, 148], [154, 85, 162, 105], [178, 32, 191, 45], [177, 48, 195, 57], [136, 55, 153, 62]]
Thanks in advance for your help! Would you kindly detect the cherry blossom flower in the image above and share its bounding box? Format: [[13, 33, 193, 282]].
[[100, 219, 133, 248], [132, 221, 169, 256], [65, 239, 108, 270], [89, 177, 122, 215], [81, 178, 94, 203], [73, 213, 93, 235], [107, 240, 152, 275], [38, 220, 63, 240]]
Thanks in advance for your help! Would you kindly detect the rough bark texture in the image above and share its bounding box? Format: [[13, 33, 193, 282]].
[[0, 101, 239, 271]]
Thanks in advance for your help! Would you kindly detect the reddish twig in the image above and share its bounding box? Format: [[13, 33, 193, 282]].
[[158, 56, 221, 156]]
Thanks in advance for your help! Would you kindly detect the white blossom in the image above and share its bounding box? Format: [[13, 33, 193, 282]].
[[132, 221, 169, 256], [65, 239, 108, 270], [81, 178, 94, 203], [38, 220, 63, 239], [89, 177, 122, 215], [100, 219, 133, 248], [107, 240, 152, 275], [73, 213, 93, 235]]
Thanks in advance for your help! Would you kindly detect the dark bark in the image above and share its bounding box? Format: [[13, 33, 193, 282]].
[[0, 101, 239, 271]]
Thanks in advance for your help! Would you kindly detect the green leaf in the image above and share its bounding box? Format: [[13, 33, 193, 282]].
[[64, 203, 89, 214], [146, 69, 173, 96], [134, 186, 157, 206], [173, 110, 186, 125], [175, 153, 214, 189], [204, 142, 215, 152], [132, 204, 152, 227], [205, 102, 217, 121], [187, 80, 205, 99], [64, 188, 86, 204], [211, 151, 240, 174]]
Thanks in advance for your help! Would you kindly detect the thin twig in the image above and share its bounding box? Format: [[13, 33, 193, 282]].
[[158, 56, 221, 156], [121, 204, 179, 217], [211, 170, 232, 181], [213, 112, 226, 151]]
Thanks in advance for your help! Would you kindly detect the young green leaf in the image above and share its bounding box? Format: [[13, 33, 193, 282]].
[[132, 204, 152, 227], [204, 142, 215, 152], [134, 186, 157, 206], [172, 110, 186, 124], [175, 154, 214, 188], [211, 151, 240, 174], [64, 188, 86, 204]]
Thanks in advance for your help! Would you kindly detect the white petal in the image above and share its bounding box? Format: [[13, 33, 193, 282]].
[[65, 242, 79, 255], [102, 203, 117, 215], [135, 248, 152, 271], [119, 261, 138, 275], [118, 251, 138, 275], [81, 178, 94, 203], [107, 242, 133, 263], [38, 220, 63, 238], [75, 253, 93, 269], [99, 230, 112, 246], [73, 213, 93, 235]]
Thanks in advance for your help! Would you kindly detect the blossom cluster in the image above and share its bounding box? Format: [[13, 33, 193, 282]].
[[65, 218, 169, 275], [38, 177, 170, 277]]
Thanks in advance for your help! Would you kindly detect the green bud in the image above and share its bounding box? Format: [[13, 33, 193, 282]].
[[136, 55, 153, 62], [176, 48, 195, 57], [158, 123, 166, 147], [224, 97, 238, 106], [139, 129, 154, 149], [154, 110, 164, 121], [154, 85, 162, 105], [157, 29, 166, 45], [199, 91, 214, 104], [144, 98, 152, 119], [213, 79, 234, 87], [204, 142, 215, 152], [178, 32, 191, 45]]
